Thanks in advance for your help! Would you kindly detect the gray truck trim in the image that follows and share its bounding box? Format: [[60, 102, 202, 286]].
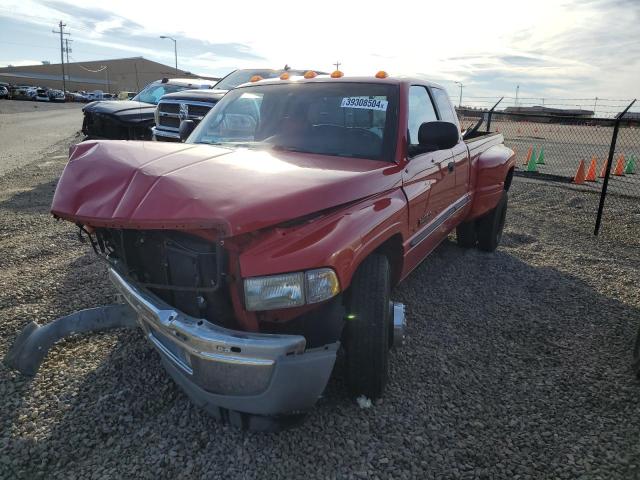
[[109, 268, 338, 416]]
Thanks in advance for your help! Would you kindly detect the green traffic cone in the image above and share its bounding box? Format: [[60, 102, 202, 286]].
[[527, 154, 538, 172], [625, 154, 636, 174], [536, 146, 545, 165], [530, 146, 537, 165]]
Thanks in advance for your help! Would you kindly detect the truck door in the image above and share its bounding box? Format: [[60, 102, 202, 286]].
[[402, 86, 456, 253], [430, 87, 470, 201]]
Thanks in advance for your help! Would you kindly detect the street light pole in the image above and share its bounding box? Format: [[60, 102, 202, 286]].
[[454, 81, 463, 107], [160, 36, 178, 74]]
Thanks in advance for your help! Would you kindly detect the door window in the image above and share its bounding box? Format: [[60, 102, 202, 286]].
[[431, 88, 458, 125], [408, 86, 438, 145]]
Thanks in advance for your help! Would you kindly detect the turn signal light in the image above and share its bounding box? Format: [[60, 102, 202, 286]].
[[303, 70, 317, 79], [330, 70, 344, 78], [280, 72, 290, 80], [250, 75, 263, 82]]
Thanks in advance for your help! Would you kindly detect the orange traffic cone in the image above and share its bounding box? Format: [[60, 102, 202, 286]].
[[585, 157, 597, 182], [524, 146, 533, 166], [614, 154, 625, 176], [573, 160, 586, 184], [599, 159, 609, 178]]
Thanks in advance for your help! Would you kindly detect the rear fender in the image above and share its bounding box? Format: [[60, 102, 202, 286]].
[[467, 144, 515, 220]]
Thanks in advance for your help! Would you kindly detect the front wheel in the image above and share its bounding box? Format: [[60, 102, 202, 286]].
[[477, 191, 508, 252], [344, 254, 391, 399]]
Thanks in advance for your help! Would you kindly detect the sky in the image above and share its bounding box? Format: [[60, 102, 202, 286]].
[[0, 0, 638, 114]]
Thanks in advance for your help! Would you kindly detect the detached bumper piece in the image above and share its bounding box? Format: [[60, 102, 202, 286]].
[[4, 304, 137, 376], [109, 269, 338, 431]]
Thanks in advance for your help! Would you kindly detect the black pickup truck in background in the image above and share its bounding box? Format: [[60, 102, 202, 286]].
[[81, 77, 217, 140], [152, 68, 325, 141]]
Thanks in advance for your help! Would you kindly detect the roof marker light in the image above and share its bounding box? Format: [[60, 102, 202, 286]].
[[280, 72, 290, 80], [250, 75, 263, 82], [375, 70, 388, 79], [303, 70, 317, 79], [330, 70, 344, 78]]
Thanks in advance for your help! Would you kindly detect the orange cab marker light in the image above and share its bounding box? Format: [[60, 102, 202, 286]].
[[304, 70, 317, 79], [331, 70, 344, 78], [375, 70, 388, 79], [250, 75, 263, 82], [280, 72, 290, 80]]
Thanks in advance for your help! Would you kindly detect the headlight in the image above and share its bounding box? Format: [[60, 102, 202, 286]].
[[244, 268, 340, 311]]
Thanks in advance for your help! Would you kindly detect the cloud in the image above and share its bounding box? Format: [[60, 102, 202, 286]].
[[0, 0, 638, 105]]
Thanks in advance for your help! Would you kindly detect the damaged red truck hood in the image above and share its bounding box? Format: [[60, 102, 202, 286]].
[[51, 140, 400, 236]]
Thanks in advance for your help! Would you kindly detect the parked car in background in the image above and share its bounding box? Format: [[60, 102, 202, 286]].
[[153, 68, 325, 141], [8, 86, 34, 100], [0, 86, 8, 99], [71, 91, 90, 102], [82, 77, 217, 140], [117, 91, 137, 100], [35, 88, 49, 101], [85, 90, 104, 102], [48, 89, 65, 102]]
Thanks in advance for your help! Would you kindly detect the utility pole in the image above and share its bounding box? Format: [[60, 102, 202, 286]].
[[334, 61, 341, 71], [52, 21, 69, 92], [454, 81, 463, 107], [64, 38, 73, 92], [515, 85, 519, 108], [593, 97, 598, 116]]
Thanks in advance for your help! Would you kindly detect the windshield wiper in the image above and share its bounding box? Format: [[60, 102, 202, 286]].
[[271, 145, 316, 155]]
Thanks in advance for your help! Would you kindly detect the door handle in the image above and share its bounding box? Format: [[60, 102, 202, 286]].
[[447, 161, 455, 173]]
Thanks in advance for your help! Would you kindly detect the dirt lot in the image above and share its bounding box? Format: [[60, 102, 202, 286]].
[[0, 100, 83, 176], [459, 115, 640, 199], [1, 132, 640, 479]]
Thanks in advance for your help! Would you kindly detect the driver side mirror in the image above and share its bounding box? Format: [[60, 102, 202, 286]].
[[417, 121, 460, 152], [179, 119, 196, 142]]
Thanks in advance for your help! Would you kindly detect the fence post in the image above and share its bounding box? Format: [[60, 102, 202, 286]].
[[594, 99, 636, 235]]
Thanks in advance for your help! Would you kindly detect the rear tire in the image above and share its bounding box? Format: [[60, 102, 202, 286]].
[[344, 254, 391, 399], [477, 191, 508, 252]]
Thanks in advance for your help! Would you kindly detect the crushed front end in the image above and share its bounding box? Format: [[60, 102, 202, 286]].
[[89, 227, 341, 423]]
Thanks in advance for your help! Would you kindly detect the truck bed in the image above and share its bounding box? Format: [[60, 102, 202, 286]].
[[464, 131, 505, 157]]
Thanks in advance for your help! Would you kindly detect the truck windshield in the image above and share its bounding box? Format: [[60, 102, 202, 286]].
[[133, 83, 189, 105], [214, 70, 288, 91], [189, 82, 399, 161]]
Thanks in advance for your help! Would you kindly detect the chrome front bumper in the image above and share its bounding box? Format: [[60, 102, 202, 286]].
[[151, 126, 181, 141], [109, 269, 338, 416]]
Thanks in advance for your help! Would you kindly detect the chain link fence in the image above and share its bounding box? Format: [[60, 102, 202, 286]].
[[458, 104, 639, 234]]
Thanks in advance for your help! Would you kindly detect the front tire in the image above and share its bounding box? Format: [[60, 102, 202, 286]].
[[344, 254, 391, 399], [633, 325, 640, 379], [477, 191, 508, 252], [456, 220, 477, 248]]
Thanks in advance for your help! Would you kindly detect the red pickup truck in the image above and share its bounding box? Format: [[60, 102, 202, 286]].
[[7, 73, 515, 429]]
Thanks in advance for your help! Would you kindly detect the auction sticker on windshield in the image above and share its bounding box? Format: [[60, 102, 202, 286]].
[[340, 97, 388, 111]]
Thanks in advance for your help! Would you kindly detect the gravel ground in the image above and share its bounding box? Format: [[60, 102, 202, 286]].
[[1, 134, 640, 479]]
